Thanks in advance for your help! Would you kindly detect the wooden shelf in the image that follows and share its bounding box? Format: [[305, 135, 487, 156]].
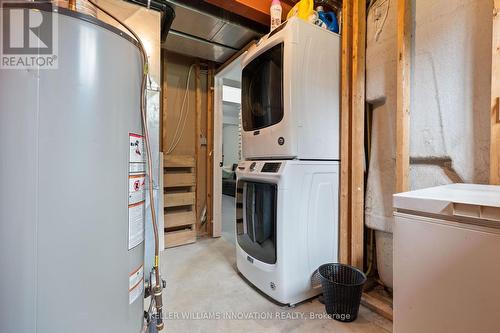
[[164, 227, 196, 248], [165, 209, 196, 228], [164, 154, 197, 248], [164, 192, 195, 208], [164, 155, 195, 168], [164, 173, 196, 188]]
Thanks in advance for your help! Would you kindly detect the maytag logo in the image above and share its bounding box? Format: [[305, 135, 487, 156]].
[[1, 1, 58, 69]]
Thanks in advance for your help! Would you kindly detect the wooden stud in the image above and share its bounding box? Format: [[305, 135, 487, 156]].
[[491, 2, 500, 185], [161, 50, 168, 152], [396, 0, 411, 193], [195, 61, 201, 231], [340, 0, 353, 265], [206, 63, 215, 236], [350, 0, 366, 270]]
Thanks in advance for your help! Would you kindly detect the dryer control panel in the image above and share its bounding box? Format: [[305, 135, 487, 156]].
[[261, 163, 282, 173]]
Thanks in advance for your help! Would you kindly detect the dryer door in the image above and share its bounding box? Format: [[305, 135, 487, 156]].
[[236, 180, 277, 264]]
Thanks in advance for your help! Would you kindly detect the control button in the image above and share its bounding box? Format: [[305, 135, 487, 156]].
[[249, 162, 257, 171], [278, 137, 285, 146]]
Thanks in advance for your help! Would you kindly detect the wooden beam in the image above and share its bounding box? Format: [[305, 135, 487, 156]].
[[396, 0, 411, 193], [195, 61, 202, 231], [204, 0, 292, 26], [350, 0, 366, 270], [340, 0, 353, 265], [491, 1, 500, 185], [361, 290, 393, 321]]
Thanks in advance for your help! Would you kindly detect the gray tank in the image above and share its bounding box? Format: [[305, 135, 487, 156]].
[[0, 6, 145, 333]]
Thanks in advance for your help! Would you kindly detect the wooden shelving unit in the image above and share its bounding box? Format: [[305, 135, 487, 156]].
[[164, 155, 197, 248]]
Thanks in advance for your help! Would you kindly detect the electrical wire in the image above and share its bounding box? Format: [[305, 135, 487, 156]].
[[368, 0, 390, 41], [166, 64, 195, 154], [165, 64, 209, 155], [85, 0, 164, 330]]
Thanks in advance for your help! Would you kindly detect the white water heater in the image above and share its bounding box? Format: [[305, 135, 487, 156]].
[[0, 4, 145, 333]]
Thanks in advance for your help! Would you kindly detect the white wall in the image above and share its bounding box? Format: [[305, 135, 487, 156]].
[[223, 124, 240, 167]]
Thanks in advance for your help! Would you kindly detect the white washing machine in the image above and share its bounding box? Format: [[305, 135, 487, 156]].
[[235, 159, 339, 305]]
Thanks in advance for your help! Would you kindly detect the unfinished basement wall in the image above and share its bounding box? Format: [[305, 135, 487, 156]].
[[162, 52, 209, 234], [365, 0, 491, 288]]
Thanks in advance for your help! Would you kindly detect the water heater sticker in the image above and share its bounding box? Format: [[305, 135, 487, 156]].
[[129, 174, 146, 205], [128, 133, 145, 251], [128, 201, 145, 250], [129, 265, 144, 304], [129, 133, 146, 174]]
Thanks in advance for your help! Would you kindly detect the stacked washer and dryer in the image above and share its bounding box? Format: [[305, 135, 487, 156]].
[[235, 17, 341, 306]]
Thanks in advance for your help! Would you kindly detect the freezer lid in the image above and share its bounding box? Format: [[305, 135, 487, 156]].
[[393, 183, 500, 222]]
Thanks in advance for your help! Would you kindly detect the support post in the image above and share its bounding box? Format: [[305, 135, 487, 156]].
[[396, 0, 411, 193], [350, 0, 366, 270], [340, 0, 353, 265], [491, 1, 500, 185]]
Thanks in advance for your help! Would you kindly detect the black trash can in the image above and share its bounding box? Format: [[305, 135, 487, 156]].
[[318, 263, 367, 322]]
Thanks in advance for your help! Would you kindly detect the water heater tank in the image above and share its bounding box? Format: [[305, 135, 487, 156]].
[[0, 5, 145, 333]]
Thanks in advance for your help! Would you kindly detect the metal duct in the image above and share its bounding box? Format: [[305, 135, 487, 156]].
[[162, 0, 262, 63]]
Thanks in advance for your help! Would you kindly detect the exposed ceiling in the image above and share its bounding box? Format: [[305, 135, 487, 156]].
[[161, 0, 342, 63], [162, 0, 264, 63]]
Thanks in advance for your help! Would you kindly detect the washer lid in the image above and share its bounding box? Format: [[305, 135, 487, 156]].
[[393, 183, 500, 222]]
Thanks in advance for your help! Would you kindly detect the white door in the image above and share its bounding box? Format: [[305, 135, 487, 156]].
[[213, 53, 246, 237]]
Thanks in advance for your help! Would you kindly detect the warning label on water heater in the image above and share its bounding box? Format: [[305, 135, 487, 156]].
[[129, 133, 146, 174], [128, 133, 146, 250], [129, 265, 144, 304]]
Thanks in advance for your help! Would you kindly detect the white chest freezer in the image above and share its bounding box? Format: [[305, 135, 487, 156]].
[[393, 184, 500, 333]]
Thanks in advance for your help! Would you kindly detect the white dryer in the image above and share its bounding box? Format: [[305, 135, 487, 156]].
[[235, 159, 339, 305]]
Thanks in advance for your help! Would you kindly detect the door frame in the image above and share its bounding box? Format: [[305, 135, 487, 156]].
[[212, 49, 250, 237]]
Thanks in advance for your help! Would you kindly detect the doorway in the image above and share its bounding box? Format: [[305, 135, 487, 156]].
[[213, 54, 244, 240]]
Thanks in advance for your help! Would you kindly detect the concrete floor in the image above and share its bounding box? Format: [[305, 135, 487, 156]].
[[161, 195, 392, 333]]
